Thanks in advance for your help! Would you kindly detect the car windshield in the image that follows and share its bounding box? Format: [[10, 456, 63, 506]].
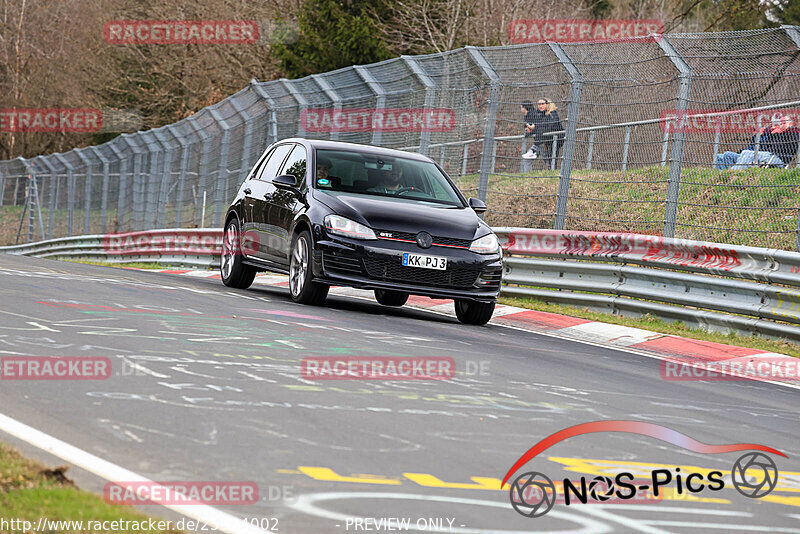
[[313, 149, 464, 206]]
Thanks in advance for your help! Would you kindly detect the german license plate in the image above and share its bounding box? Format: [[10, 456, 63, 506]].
[[402, 253, 447, 270]]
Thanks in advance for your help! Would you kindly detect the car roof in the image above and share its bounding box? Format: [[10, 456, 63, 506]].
[[281, 138, 435, 163]]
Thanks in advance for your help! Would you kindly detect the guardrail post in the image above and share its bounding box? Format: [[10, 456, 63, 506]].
[[657, 35, 692, 238], [312, 74, 342, 141], [402, 56, 436, 156], [548, 42, 582, 230], [466, 47, 501, 203], [167, 125, 191, 228], [188, 117, 211, 228], [53, 154, 75, 237], [152, 129, 175, 229], [208, 109, 232, 227], [89, 147, 111, 234], [354, 65, 387, 146], [74, 148, 95, 235], [250, 79, 279, 145], [282, 79, 308, 137]]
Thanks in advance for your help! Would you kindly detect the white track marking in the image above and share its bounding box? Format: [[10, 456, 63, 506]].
[[290, 491, 610, 533], [0, 413, 269, 534]]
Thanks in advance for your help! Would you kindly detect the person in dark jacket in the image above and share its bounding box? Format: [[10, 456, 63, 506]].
[[522, 99, 564, 169], [716, 115, 800, 169]]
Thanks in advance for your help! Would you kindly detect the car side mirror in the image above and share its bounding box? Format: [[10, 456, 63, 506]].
[[273, 174, 303, 197], [468, 197, 487, 214]]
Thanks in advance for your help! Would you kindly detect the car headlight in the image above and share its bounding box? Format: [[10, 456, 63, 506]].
[[324, 215, 376, 240], [469, 233, 500, 254]]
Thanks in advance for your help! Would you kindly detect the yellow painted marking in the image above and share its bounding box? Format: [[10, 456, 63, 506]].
[[298, 467, 401, 485], [402, 473, 505, 491]]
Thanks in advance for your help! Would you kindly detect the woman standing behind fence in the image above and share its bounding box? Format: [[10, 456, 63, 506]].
[[522, 98, 564, 169]]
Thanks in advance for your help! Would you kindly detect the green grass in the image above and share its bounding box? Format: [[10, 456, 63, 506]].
[[0, 442, 182, 533], [456, 165, 800, 250], [499, 295, 800, 358]]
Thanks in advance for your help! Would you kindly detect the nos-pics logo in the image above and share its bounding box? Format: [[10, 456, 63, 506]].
[[502, 421, 784, 518]]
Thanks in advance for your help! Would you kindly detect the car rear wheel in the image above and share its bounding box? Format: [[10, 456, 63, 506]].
[[221, 218, 256, 289], [454, 299, 495, 325], [374, 289, 409, 307], [289, 231, 329, 305]]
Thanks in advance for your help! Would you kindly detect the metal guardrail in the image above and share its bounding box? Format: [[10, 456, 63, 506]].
[[0, 229, 222, 269], [4, 227, 800, 342], [495, 228, 800, 342]]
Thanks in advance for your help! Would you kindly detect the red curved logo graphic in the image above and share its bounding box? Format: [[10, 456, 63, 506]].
[[501, 420, 786, 487]]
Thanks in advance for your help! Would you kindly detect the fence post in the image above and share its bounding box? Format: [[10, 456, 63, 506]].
[[657, 35, 692, 238], [402, 56, 436, 156], [312, 74, 341, 141], [74, 148, 95, 235], [621, 125, 631, 171], [465, 47, 500, 203], [354, 65, 386, 146], [0, 164, 5, 220], [106, 141, 129, 232], [188, 117, 211, 228], [120, 135, 146, 232], [37, 157, 58, 239], [139, 132, 162, 231], [53, 154, 75, 237], [783, 27, 800, 249], [282, 79, 308, 137], [89, 147, 110, 234], [166, 125, 190, 228], [587, 130, 595, 170], [250, 79, 279, 145], [548, 42, 582, 230], [152, 129, 175, 229], [208, 109, 232, 227], [230, 99, 254, 184]]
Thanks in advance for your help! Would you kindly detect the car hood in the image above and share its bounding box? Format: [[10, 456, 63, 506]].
[[314, 190, 483, 239]]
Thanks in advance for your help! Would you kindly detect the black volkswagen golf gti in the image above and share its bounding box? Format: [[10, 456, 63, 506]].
[[221, 138, 502, 325]]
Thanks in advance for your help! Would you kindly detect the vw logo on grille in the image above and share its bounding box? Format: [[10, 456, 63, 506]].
[[416, 232, 433, 249]]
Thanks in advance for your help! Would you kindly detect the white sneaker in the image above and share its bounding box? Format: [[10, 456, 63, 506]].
[[522, 148, 538, 160]]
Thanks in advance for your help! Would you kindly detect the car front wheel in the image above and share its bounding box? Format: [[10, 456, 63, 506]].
[[220, 218, 256, 289], [454, 299, 495, 325], [289, 230, 329, 305]]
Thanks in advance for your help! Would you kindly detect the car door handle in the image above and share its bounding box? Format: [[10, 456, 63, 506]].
[[243, 188, 252, 195]]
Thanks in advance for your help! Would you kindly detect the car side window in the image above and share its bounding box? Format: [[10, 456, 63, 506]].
[[256, 144, 292, 181], [280, 145, 307, 189], [248, 147, 273, 180]]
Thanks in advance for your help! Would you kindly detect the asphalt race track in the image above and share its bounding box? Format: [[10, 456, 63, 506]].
[[0, 253, 798, 533]]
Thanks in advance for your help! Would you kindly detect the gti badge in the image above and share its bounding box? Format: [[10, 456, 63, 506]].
[[380, 232, 393, 238]]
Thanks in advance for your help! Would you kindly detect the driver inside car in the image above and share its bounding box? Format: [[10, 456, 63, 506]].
[[370, 164, 407, 194]]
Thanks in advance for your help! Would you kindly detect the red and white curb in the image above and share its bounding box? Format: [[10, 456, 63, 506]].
[[148, 269, 799, 385]]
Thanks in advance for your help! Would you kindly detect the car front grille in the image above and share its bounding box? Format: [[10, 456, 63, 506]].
[[364, 256, 481, 289], [376, 230, 471, 249]]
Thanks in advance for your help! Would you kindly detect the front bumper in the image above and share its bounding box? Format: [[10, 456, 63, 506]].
[[312, 234, 502, 303]]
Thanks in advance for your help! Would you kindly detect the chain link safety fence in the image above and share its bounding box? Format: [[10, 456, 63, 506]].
[[1, 26, 800, 249]]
